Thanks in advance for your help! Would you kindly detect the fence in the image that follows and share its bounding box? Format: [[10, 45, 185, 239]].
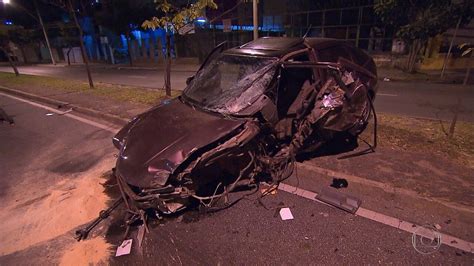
[[174, 4, 393, 60]]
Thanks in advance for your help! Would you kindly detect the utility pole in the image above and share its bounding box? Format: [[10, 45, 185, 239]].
[[34, 0, 56, 65], [68, 0, 94, 88], [441, 17, 461, 78], [253, 0, 258, 40]]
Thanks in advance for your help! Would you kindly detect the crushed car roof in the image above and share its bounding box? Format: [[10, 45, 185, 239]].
[[224, 37, 347, 58]]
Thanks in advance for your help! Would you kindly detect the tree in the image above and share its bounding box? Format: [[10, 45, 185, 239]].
[[2, 0, 61, 65], [46, 0, 95, 88], [57, 24, 81, 65], [142, 0, 218, 96], [375, 0, 472, 73], [7, 28, 41, 64], [0, 32, 20, 76], [94, 0, 155, 67]]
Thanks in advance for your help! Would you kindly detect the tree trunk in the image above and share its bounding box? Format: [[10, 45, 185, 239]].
[[405, 39, 422, 73], [19, 46, 28, 64], [448, 98, 461, 139], [68, 0, 94, 89], [67, 46, 72, 66], [164, 33, 171, 97], [1, 47, 19, 76], [463, 51, 472, 86], [125, 31, 133, 67]]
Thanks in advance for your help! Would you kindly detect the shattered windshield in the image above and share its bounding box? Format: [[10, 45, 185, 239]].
[[183, 54, 277, 114]]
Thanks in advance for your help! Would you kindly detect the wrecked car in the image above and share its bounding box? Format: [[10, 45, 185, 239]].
[[112, 37, 378, 215]]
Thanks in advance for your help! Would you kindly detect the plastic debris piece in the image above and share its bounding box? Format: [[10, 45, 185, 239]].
[[137, 225, 145, 248], [330, 178, 348, 189], [46, 113, 54, 116], [58, 108, 73, 115], [279, 207, 294, 220], [434, 224, 442, 230], [260, 185, 277, 196], [316, 188, 361, 214], [322, 92, 344, 109], [341, 71, 355, 85], [383, 77, 390, 81], [115, 239, 132, 257], [161, 99, 172, 105]]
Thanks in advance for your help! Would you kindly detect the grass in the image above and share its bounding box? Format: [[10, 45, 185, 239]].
[[0, 72, 181, 105], [362, 113, 474, 169]]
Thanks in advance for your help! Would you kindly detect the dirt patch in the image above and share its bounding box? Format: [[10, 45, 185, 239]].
[[59, 237, 112, 266], [0, 159, 113, 256]]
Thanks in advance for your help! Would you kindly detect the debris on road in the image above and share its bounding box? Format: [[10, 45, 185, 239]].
[[0, 166, 111, 256], [316, 188, 361, 214], [46, 109, 73, 116], [279, 207, 294, 220], [137, 225, 146, 248], [0, 107, 14, 124], [261, 184, 278, 196], [75, 198, 123, 241], [60, 237, 111, 265], [383, 77, 391, 81], [330, 178, 349, 189], [115, 239, 133, 257]]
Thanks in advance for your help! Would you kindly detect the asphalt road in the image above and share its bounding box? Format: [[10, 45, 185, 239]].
[[0, 93, 472, 264]]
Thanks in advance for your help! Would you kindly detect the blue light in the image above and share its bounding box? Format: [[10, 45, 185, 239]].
[[196, 18, 206, 23], [5, 20, 13, 25]]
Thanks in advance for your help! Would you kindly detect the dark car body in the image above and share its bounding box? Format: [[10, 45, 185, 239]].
[[113, 37, 377, 214]]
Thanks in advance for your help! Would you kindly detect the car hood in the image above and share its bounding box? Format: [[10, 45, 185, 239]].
[[114, 98, 244, 188]]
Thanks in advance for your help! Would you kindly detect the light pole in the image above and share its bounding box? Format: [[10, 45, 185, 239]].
[[34, 0, 56, 65], [253, 0, 258, 40], [1, 0, 56, 65]]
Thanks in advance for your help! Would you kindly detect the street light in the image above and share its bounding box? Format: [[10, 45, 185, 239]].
[[253, 0, 258, 40], [2, 0, 56, 65]]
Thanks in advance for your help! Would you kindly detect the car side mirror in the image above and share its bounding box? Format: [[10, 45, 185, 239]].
[[186, 76, 194, 85]]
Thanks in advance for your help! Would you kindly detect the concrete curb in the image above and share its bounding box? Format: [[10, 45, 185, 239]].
[[0, 86, 129, 127]]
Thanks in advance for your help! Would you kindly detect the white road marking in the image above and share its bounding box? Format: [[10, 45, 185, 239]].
[[0, 92, 120, 133], [378, 93, 398, 97], [278, 182, 474, 254], [3, 91, 472, 254]]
